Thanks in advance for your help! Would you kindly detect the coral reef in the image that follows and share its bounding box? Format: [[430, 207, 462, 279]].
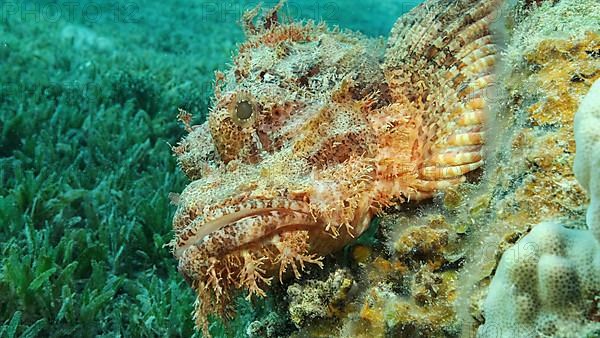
[[287, 214, 461, 337], [393, 217, 450, 270], [286, 269, 355, 328], [478, 78, 600, 336], [346, 278, 458, 338], [457, 0, 600, 336], [477, 221, 600, 337]]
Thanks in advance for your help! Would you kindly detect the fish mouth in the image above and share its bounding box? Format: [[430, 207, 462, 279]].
[[173, 198, 317, 259]]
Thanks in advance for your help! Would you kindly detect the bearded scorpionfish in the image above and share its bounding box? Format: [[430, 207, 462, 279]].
[[169, 0, 501, 332]]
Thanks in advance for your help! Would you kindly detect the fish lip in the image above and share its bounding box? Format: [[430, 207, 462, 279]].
[[174, 207, 319, 284], [173, 200, 315, 259]]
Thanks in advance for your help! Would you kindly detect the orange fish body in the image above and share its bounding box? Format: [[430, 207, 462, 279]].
[[169, 0, 501, 333]]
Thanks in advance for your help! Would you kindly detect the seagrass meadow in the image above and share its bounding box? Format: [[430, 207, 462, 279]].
[[0, 0, 418, 337]]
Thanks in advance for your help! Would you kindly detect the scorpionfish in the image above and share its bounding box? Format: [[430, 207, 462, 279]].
[[169, 0, 501, 332]]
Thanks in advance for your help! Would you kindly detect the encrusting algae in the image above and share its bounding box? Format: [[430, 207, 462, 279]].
[[165, 0, 600, 336]]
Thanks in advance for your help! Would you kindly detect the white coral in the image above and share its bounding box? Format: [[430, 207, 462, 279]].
[[477, 221, 600, 338], [478, 79, 600, 338], [574, 78, 600, 242]]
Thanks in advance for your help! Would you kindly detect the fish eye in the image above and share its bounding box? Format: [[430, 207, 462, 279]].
[[230, 93, 257, 128], [236, 100, 253, 120]]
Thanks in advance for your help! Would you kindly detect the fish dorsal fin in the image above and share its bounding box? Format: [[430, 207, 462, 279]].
[[383, 0, 502, 199]]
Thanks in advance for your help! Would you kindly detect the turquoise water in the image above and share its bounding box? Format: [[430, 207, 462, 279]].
[[0, 1, 420, 337]]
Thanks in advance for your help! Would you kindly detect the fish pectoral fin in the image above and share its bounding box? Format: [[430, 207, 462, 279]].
[[384, 0, 502, 192]]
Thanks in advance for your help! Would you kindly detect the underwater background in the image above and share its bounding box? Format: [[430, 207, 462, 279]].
[[2, 0, 600, 337], [0, 0, 422, 337]]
